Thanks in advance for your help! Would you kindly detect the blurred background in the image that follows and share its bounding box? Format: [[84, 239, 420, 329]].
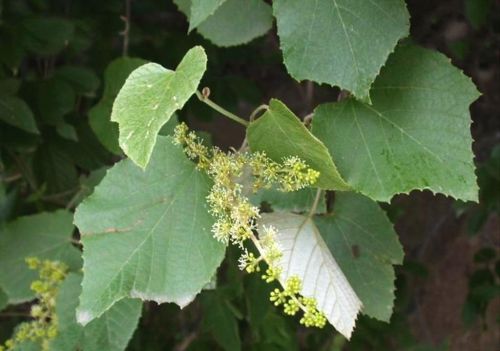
[[0, 0, 498, 350]]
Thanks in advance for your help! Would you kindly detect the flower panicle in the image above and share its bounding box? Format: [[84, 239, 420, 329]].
[[172, 124, 326, 329], [1, 258, 68, 351], [173, 122, 210, 169], [278, 156, 320, 192], [269, 276, 327, 328]]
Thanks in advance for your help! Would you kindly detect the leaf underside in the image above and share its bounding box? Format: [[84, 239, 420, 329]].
[[258, 213, 362, 338]]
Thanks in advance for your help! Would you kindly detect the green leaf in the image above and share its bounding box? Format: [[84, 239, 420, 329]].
[[257, 213, 362, 338], [158, 113, 179, 136], [64, 120, 112, 171], [111, 46, 206, 168], [315, 192, 404, 321], [70, 168, 107, 208], [0, 210, 81, 303], [465, 0, 493, 29], [175, 0, 273, 47], [21, 17, 74, 55], [254, 312, 299, 351], [35, 78, 76, 125], [247, 99, 350, 191], [273, 0, 410, 101], [245, 274, 271, 328], [55, 66, 100, 95], [74, 136, 225, 325], [89, 57, 147, 155], [312, 44, 480, 202], [12, 341, 39, 351], [251, 187, 326, 214], [0, 286, 7, 311], [189, 0, 227, 31], [0, 78, 21, 95], [56, 122, 79, 141], [0, 185, 16, 223], [0, 95, 38, 134], [0, 26, 25, 70], [50, 273, 141, 351], [33, 137, 79, 195], [202, 291, 241, 351]]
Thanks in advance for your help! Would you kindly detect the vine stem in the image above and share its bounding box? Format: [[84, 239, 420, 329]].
[[195, 91, 249, 127], [173, 331, 198, 351], [249, 104, 268, 122], [248, 230, 311, 313], [121, 0, 132, 56], [307, 189, 323, 219]]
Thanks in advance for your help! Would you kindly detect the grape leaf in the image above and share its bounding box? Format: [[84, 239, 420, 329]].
[[74, 136, 225, 325], [251, 187, 326, 214], [0, 27, 25, 70], [70, 168, 107, 208], [0, 95, 38, 134], [189, 0, 227, 31], [247, 99, 350, 191], [89, 57, 147, 155], [33, 137, 79, 195], [64, 120, 113, 171], [273, 0, 410, 102], [258, 213, 362, 338], [0, 287, 7, 311], [10, 341, 39, 351], [201, 291, 241, 351], [0, 210, 81, 303], [0, 78, 21, 95], [312, 44, 480, 202], [111, 46, 206, 168], [175, 0, 272, 47], [315, 192, 404, 321], [21, 17, 74, 55], [0, 183, 16, 224], [465, 0, 493, 29], [245, 274, 271, 328], [55, 66, 100, 95], [255, 313, 299, 351], [56, 122, 78, 141], [50, 273, 141, 351], [35, 78, 76, 125]]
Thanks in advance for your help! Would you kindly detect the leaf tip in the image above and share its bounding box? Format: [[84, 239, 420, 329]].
[[176, 294, 196, 309], [132, 156, 149, 171], [184, 45, 208, 65], [76, 308, 93, 326]]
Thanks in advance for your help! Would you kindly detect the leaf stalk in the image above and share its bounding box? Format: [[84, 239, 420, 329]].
[[195, 90, 249, 127]]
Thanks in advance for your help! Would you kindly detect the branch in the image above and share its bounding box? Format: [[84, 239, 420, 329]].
[[307, 189, 323, 219], [121, 0, 132, 56]]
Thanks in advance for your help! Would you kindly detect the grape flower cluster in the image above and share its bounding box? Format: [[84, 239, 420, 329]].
[[173, 123, 327, 328], [0, 258, 68, 351]]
